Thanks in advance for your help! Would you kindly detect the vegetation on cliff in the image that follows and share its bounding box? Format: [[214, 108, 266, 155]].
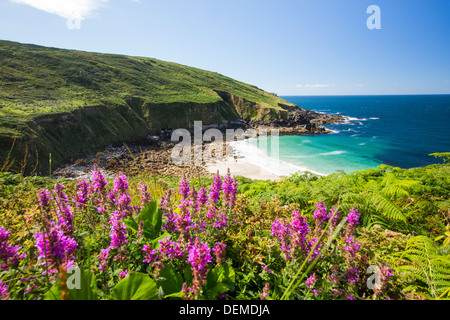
[[0, 40, 303, 173]]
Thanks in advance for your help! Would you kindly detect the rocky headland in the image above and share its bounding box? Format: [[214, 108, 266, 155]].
[[53, 110, 345, 180]]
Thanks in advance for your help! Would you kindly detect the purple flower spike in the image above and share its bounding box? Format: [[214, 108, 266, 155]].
[[0, 279, 9, 300], [222, 169, 238, 207], [187, 238, 212, 298], [109, 211, 129, 249], [73, 180, 90, 208], [305, 273, 318, 288], [37, 189, 51, 209], [34, 223, 78, 273], [346, 207, 361, 226], [137, 183, 152, 207], [179, 175, 190, 201], [91, 164, 108, 193], [0, 227, 26, 271], [213, 242, 227, 265], [209, 172, 222, 204]]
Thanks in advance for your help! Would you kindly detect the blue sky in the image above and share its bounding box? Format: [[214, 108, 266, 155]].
[[1, 0, 449, 95]]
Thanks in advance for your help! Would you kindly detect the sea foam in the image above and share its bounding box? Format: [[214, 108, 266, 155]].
[[230, 139, 326, 176]]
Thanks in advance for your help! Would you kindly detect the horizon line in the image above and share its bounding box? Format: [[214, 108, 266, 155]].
[[278, 93, 450, 97]]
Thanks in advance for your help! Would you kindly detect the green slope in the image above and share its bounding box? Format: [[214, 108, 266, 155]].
[[0, 40, 299, 173]]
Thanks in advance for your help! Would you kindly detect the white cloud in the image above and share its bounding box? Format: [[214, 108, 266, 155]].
[[296, 84, 334, 88], [9, 0, 109, 21]]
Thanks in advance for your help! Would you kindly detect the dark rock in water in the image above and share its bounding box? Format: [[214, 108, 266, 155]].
[[241, 109, 344, 135]]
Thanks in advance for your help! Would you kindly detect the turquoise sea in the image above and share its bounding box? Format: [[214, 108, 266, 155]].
[[232, 95, 450, 176]]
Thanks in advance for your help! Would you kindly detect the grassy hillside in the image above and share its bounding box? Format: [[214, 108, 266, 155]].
[[0, 40, 299, 173]]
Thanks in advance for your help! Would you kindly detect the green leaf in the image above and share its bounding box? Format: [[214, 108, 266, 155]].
[[44, 267, 98, 300], [138, 200, 163, 239], [110, 272, 159, 300], [164, 291, 184, 298], [184, 268, 193, 284], [157, 263, 184, 296], [123, 217, 139, 233], [152, 232, 171, 250], [205, 264, 235, 298]]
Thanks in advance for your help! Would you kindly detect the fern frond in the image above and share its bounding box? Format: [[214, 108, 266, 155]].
[[388, 236, 450, 298], [381, 185, 410, 199], [369, 194, 406, 221]]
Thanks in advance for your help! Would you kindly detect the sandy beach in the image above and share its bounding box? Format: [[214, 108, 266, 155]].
[[205, 157, 281, 181]]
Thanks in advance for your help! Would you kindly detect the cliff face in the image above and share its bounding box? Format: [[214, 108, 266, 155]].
[[0, 94, 292, 173]]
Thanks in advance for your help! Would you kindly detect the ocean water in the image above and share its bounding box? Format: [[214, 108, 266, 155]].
[[232, 95, 450, 176]]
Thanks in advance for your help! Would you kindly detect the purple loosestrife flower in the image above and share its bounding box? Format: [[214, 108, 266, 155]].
[[113, 174, 129, 194], [345, 267, 360, 283], [119, 270, 129, 279], [271, 220, 292, 260], [179, 175, 190, 201], [160, 189, 172, 210], [213, 209, 228, 229], [213, 242, 226, 265], [305, 273, 317, 288], [189, 186, 198, 214], [163, 208, 177, 234], [209, 172, 222, 204], [187, 238, 212, 298], [98, 248, 110, 271], [53, 182, 68, 203], [53, 183, 74, 236], [142, 245, 160, 264], [0, 279, 8, 300], [37, 189, 51, 210], [197, 187, 208, 209], [181, 282, 194, 300], [291, 210, 310, 256], [328, 206, 340, 231], [346, 207, 361, 230], [109, 174, 132, 217], [160, 190, 177, 233], [136, 220, 144, 241], [158, 236, 184, 260], [262, 265, 272, 274], [73, 180, 90, 208], [382, 265, 394, 278], [260, 283, 270, 300], [109, 211, 129, 249], [313, 200, 328, 236], [343, 207, 361, 283], [0, 227, 26, 271], [313, 200, 327, 221], [344, 236, 361, 253], [114, 193, 133, 218], [307, 238, 321, 262], [34, 222, 78, 274], [176, 200, 195, 242], [137, 183, 152, 207], [91, 164, 108, 193], [206, 204, 217, 220], [222, 169, 238, 207]]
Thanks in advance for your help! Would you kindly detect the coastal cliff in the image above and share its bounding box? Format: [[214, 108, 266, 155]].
[[0, 40, 343, 174]]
